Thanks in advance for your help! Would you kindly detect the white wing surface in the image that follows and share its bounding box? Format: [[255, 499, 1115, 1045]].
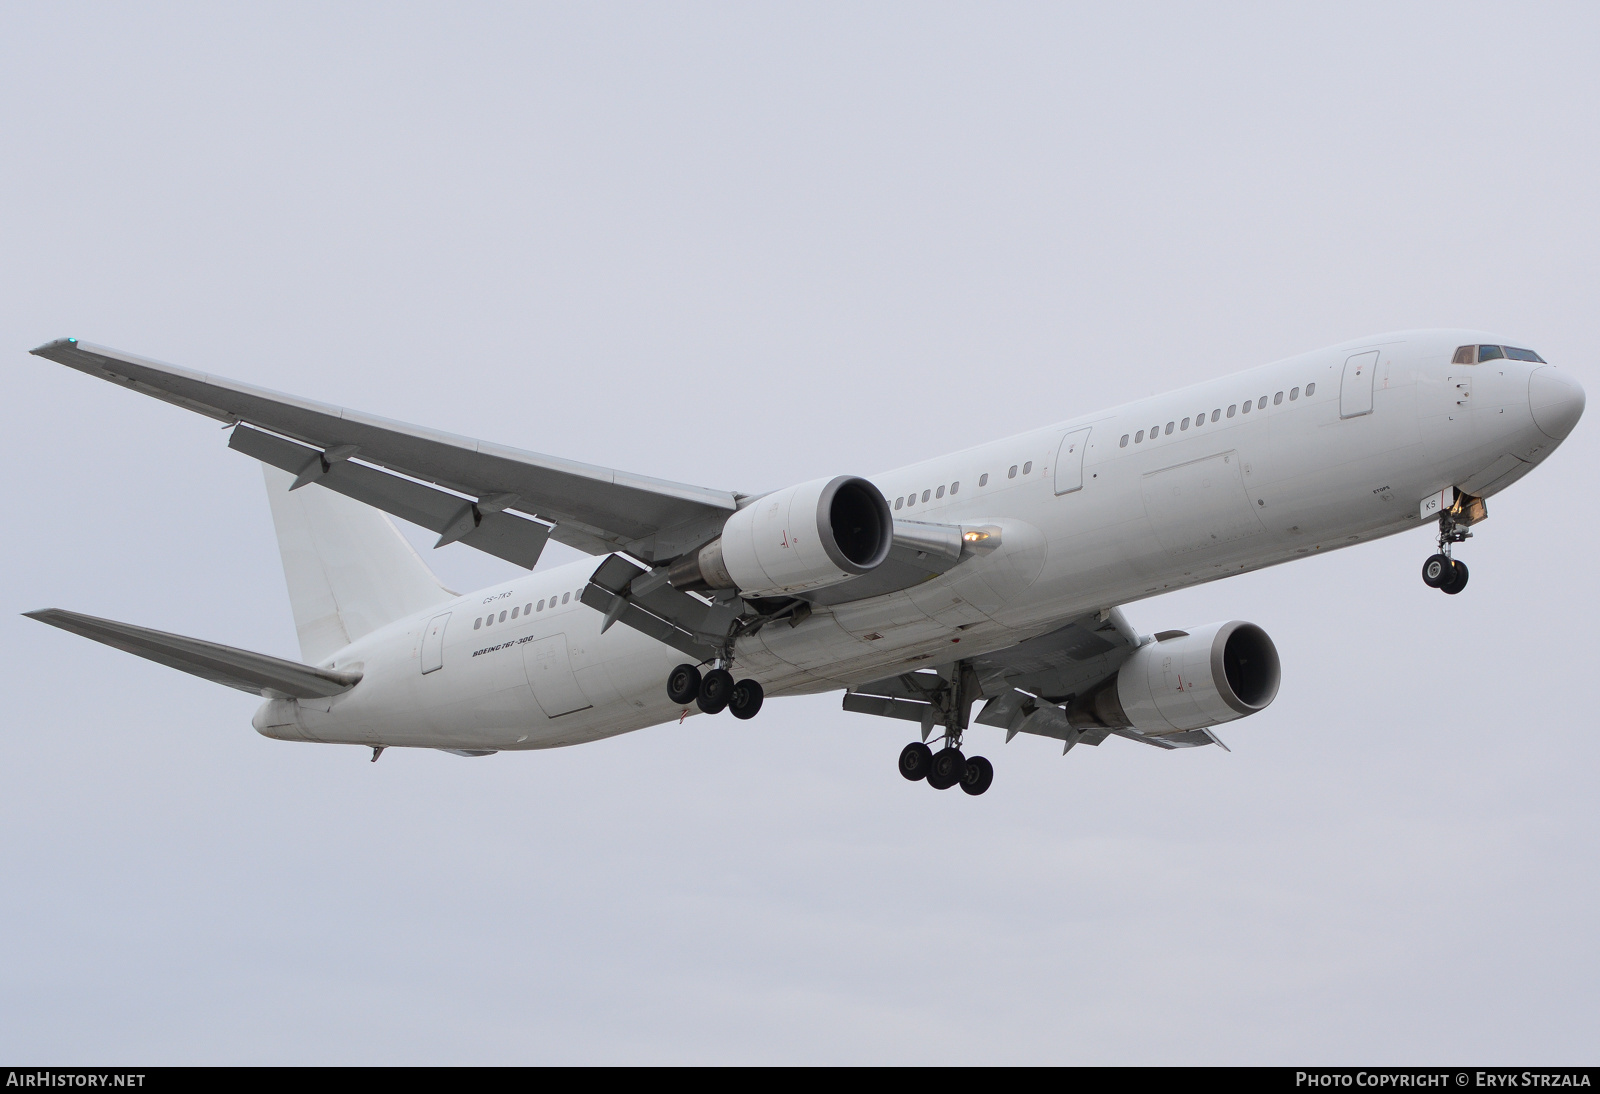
[[848, 609, 1225, 751], [31, 339, 741, 565]]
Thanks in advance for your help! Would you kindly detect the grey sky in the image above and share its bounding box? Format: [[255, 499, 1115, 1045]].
[[2, 2, 1595, 1063]]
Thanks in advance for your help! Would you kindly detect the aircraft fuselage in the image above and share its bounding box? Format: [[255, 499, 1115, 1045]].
[[254, 328, 1582, 753]]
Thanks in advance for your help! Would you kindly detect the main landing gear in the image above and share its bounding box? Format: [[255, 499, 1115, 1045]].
[[894, 661, 994, 796], [1421, 502, 1476, 596], [667, 662, 765, 720], [899, 741, 994, 796]]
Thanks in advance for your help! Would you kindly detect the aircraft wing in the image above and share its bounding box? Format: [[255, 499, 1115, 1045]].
[[30, 339, 741, 566], [847, 607, 1223, 751], [24, 609, 362, 699]]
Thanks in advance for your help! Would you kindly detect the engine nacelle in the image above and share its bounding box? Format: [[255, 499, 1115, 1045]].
[[1075, 621, 1281, 736], [669, 475, 893, 598]]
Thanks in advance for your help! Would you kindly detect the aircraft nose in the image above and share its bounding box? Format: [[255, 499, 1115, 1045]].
[[1529, 366, 1585, 440]]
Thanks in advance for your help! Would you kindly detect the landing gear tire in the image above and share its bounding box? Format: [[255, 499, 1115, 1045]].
[[1422, 554, 1451, 588], [899, 742, 933, 781], [697, 668, 734, 714], [667, 664, 702, 706], [927, 746, 966, 790], [1440, 559, 1469, 595], [728, 678, 764, 720], [959, 756, 994, 796]]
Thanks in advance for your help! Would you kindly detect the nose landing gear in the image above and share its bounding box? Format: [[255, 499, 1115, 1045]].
[[1421, 500, 1478, 596], [1422, 553, 1469, 595]]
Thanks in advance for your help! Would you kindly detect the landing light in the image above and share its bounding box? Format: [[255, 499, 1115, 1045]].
[[963, 530, 989, 543]]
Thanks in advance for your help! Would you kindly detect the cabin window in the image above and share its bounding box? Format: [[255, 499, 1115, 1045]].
[[979, 473, 989, 486], [511, 606, 519, 619], [1505, 346, 1546, 362], [499, 611, 507, 622], [1135, 429, 1145, 443], [1195, 410, 1206, 426], [1305, 382, 1316, 396], [1453, 345, 1476, 364], [562, 592, 570, 604], [1164, 422, 1174, 435], [1149, 425, 1159, 438], [1008, 465, 1018, 478], [1023, 461, 1032, 474], [1228, 404, 1237, 417], [537, 599, 545, 610], [1289, 387, 1299, 401], [485, 614, 493, 626], [921, 489, 931, 502], [1180, 417, 1190, 430], [1274, 391, 1283, 405], [1258, 396, 1268, 410], [1211, 409, 1221, 422], [936, 485, 945, 498], [894, 497, 903, 510], [474, 618, 482, 630], [950, 482, 959, 494], [1241, 400, 1251, 414], [1120, 434, 1129, 447]]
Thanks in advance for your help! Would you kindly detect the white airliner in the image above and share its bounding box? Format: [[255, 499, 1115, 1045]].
[[25, 332, 1584, 794]]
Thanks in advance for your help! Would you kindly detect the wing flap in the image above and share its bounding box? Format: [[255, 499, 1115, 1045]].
[[580, 554, 721, 659], [25, 608, 361, 699], [232, 425, 551, 569]]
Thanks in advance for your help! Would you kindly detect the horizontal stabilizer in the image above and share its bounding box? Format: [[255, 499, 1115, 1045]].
[[23, 609, 362, 699]]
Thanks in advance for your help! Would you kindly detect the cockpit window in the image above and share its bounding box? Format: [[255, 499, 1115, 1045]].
[[1504, 346, 1546, 362], [1453, 345, 1475, 364], [1477, 344, 1505, 362]]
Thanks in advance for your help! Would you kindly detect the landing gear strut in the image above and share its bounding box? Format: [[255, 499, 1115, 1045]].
[[1422, 505, 1473, 596], [895, 661, 994, 796], [666, 662, 765, 719]]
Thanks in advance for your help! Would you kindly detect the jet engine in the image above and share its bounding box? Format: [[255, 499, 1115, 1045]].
[[669, 475, 894, 597], [1073, 621, 1281, 736]]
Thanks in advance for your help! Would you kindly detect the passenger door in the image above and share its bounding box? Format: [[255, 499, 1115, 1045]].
[[420, 612, 450, 674], [1053, 428, 1092, 495], [1340, 351, 1378, 418]]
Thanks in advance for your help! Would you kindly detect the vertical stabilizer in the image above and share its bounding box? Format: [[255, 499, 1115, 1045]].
[[261, 465, 452, 663]]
